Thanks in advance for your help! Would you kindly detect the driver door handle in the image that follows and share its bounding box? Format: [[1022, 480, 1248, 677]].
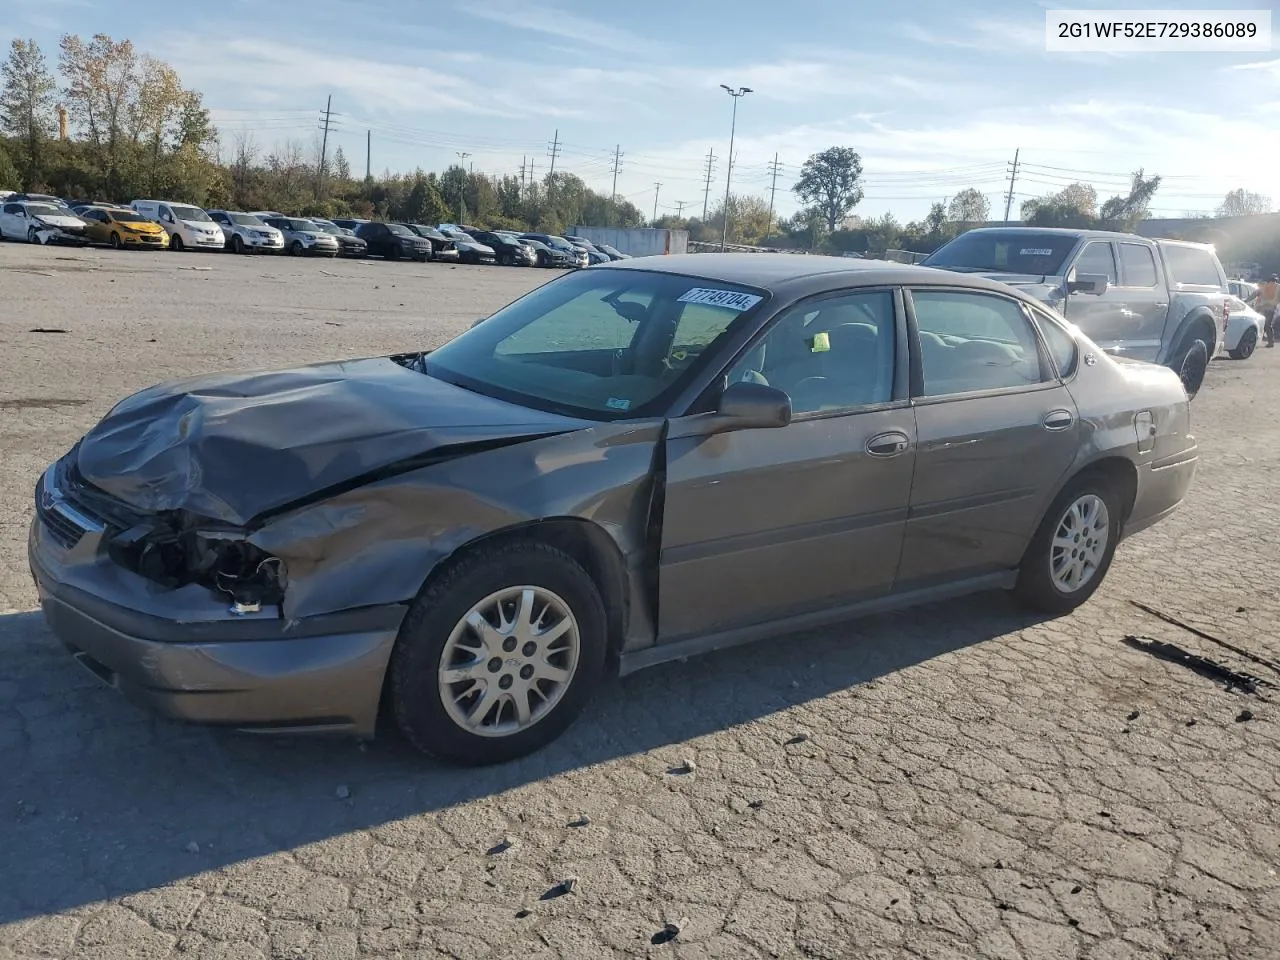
[[866, 430, 910, 458], [1043, 409, 1075, 431]]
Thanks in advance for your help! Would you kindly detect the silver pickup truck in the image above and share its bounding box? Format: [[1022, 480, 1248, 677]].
[[921, 227, 1230, 398]]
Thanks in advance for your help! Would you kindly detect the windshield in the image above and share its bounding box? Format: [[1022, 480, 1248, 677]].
[[280, 218, 316, 231], [600, 245, 622, 257], [311, 220, 339, 233], [922, 231, 1077, 276], [111, 210, 153, 225], [228, 213, 265, 226], [26, 204, 63, 217], [422, 269, 767, 419], [386, 223, 413, 236], [170, 204, 212, 222], [451, 231, 477, 242]]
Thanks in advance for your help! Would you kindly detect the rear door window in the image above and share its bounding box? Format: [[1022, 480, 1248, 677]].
[[1118, 242, 1158, 287]]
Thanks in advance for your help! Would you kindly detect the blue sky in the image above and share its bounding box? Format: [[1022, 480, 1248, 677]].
[[3, 0, 1278, 222]]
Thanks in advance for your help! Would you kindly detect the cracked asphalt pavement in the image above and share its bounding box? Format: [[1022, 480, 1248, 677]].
[[2, 243, 1279, 959]]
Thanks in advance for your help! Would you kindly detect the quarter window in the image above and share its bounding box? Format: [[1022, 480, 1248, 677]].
[[1162, 245, 1223, 288], [1118, 242, 1158, 287], [727, 290, 896, 413], [1073, 241, 1118, 284], [1030, 308, 1079, 379], [911, 290, 1046, 396]]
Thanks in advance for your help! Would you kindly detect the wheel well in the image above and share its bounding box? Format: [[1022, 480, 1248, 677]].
[[422, 519, 629, 658], [1176, 312, 1217, 353], [1077, 457, 1138, 524]]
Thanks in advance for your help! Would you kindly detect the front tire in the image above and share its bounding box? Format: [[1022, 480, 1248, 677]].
[[170, 234, 184, 252], [28, 226, 40, 244], [109, 232, 122, 249], [231, 235, 244, 255], [1230, 327, 1258, 361], [1014, 476, 1121, 615], [389, 542, 607, 766], [1171, 335, 1210, 398]]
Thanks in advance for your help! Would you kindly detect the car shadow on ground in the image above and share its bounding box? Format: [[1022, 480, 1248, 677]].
[[0, 593, 1046, 924]]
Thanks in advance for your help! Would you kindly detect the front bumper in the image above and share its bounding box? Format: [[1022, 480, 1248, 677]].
[[38, 228, 90, 246], [28, 511, 404, 737], [245, 235, 285, 251]]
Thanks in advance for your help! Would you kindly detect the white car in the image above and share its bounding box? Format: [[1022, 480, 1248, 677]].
[[207, 210, 285, 254], [130, 199, 225, 252], [0, 200, 90, 245], [1225, 295, 1263, 359]]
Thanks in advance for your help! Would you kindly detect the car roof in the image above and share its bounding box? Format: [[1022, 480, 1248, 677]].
[[953, 225, 1144, 242], [599, 253, 1049, 296]]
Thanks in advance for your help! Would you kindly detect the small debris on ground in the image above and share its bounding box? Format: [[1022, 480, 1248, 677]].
[[515, 909, 530, 919], [1127, 710, 1140, 721], [748, 799, 765, 810], [325, 321, 342, 327], [569, 814, 591, 827], [28, 327, 67, 333], [1071, 885, 1083, 894], [540, 876, 577, 899], [488, 836, 517, 855], [334, 785, 351, 800], [1237, 709, 1255, 722], [1122, 635, 1270, 694], [786, 733, 809, 745], [651, 918, 687, 944], [1187, 718, 1198, 726], [669, 757, 696, 775]]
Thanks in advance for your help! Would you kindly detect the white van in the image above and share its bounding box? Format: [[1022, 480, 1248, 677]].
[[130, 200, 225, 252]]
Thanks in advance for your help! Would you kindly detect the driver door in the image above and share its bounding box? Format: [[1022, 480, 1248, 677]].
[[657, 288, 915, 642]]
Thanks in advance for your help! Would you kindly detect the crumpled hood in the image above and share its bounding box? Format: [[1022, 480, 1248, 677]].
[[75, 356, 587, 525]]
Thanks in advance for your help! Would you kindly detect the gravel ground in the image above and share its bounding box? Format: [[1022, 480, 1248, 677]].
[[2, 241, 1280, 960]]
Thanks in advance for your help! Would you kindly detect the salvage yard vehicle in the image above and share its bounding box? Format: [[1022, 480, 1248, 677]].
[[207, 210, 285, 254], [259, 216, 340, 258], [435, 226, 496, 265], [77, 206, 169, 249], [1224, 295, 1264, 360], [0, 200, 90, 245], [130, 200, 225, 252], [922, 227, 1230, 398], [310, 217, 368, 257], [355, 220, 433, 261], [472, 230, 537, 266], [29, 255, 1197, 765]]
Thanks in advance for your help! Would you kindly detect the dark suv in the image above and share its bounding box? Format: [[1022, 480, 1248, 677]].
[[355, 221, 432, 261]]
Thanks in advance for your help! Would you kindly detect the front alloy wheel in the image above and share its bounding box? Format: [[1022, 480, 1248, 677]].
[[389, 542, 606, 765]]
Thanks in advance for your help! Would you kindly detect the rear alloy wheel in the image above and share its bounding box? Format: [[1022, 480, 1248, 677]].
[[289, 240, 304, 256], [1230, 326, 1258, 361], [109, 232, 122, 249], [231, 234, 244, 255], [1172, 336, 1210, 398], [389, 542, 606, 765], [1014, 476, 1121, 615]]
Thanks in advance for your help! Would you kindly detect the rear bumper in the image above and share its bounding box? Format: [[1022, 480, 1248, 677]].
[[29, 517, 404, 737], [1123, 446, 1198, 539]]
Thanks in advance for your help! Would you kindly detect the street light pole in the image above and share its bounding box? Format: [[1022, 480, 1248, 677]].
[[719, 84, 752, 251]]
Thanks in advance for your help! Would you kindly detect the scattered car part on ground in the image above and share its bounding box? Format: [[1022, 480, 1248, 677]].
[[1130, 599, 1280, 678], [207, 210, 285, 254], [922, 227, 1231, 398], [29, 254, 1197, 765], [1122, 635, 1271, 694]]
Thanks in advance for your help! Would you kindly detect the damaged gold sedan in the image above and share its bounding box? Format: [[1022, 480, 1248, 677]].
[[30, 256, 1197, 764]]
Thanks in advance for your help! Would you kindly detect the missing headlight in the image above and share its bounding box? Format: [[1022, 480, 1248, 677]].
[[206, 538, 286, 607], [107, 523, 286, 607]]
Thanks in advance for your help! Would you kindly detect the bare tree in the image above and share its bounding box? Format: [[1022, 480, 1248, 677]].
[[1217, 188, 1271, 218]]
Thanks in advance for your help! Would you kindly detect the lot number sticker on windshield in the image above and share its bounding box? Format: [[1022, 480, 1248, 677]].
[[677, 288, 763, 311], [1020, 248, 1054, 256]]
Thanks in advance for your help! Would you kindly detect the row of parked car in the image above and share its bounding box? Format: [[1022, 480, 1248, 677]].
[[0, 191, 632, 269]]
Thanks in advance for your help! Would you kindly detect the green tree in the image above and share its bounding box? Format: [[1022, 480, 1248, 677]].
[[333, 145, 350, 183], [1099, 169, 1160, 228], [793, 146, 864, 233], [400, 173, 448, 224], [0, 139, 19, 187], [1217, 187, 1269, 218], [0, 39, 58, 188], [946, 188, 990, 225], [59, 33, 139, 167]]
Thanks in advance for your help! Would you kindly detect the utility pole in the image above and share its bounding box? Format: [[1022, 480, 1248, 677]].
[[1002, 148, 1020, 222], [519, 155, 526, 196], [457, 152, 471, 222], [675, 200, 688, 219], [365, 129, 371, 181], [719, 85, 752, 251], [316, 94, 335, 200], [547, 129, 560, 176], [609, 144, 623, 205], [701, 149, 716, 219], [652, 182, 662, 223], [766, 153, 782, 238]]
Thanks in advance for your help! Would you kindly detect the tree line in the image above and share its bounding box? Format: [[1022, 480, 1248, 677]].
[[1, 33, 1270, 255]]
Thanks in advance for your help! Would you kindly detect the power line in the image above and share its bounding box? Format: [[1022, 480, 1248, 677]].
[[609, 144, 624, 204], [316, 94, 336, 200]]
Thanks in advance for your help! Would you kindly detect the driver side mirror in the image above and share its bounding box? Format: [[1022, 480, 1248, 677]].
[[1068, 273, 1109, 296], [712, 380, 792, 432]]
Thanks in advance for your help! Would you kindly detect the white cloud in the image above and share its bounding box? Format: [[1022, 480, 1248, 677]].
[[448, 1, 667, 56]]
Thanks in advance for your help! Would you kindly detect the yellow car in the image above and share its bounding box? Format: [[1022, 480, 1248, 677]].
[[78, 206, 169, 249]]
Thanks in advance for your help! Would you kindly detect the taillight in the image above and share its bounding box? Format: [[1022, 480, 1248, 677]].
[[1222, 301, 1230, 331]]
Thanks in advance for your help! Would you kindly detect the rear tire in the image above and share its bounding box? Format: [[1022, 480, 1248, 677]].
[[170, 234, 184, 252], [1014, 475, 1121, 615], [289, 240, 303, 256], [1230, 327, 1258, 360], [1171, 335, 1210, 399], [231, 235, 244, 255], [109, 232, 122, 250], [389, 542, 607, 766]]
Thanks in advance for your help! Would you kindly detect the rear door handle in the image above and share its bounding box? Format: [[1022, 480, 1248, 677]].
[[866, 430, 910, 457], [1043, 409, 1075, 431]]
